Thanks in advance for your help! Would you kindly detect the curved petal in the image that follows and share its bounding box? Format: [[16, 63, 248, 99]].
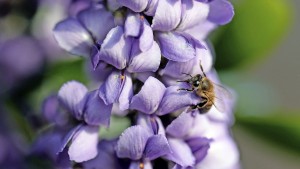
[[195, 137, 240, 169], [152, 0, 181, 31], [58, 81, 88, 120], [156, 85, 199, 116], [118, 72, 134, 111], [99, 26, 132, 69], [77, 8, 115, 42], [139, 20, 154, 52], [208, 0, 234, 25], [184, 20, 216, 40], [53, 18, 93, 57], [186, 137, 212, 163], [144, 134, 171, 160], [127, 41, 161, 73], [84, 90, 113, 127], [144, 0, 158, 16], [116, 125, 152, 160], [165, 138, 195, 167], [130, 77, 166, 114], [118, 0, 148, 12], [160, 57, 196, 79], [68, 125, 99, 162], [58, 125, 83, 154], [124, 12, 142, 37], [166, 111, 196, 138], [99, 70, 123, 105], [156, 32, 196, 62], [137, 114, 165, 135], [177, 0, 209, 31]]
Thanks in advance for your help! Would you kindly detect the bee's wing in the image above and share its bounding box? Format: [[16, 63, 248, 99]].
[[212, 82, 233, 113]]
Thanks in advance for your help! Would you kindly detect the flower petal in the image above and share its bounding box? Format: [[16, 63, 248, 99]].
[[127, 41, 161, 73], [208, 0, 234, 25], [186, 137, 212, 163], [165, 138, 195, 167], [166, 111, 196, 138], [160, 57, 196, 79], [58, 81, 88, 120], [124, 12, 142, 37], [156, 32, 196, 62], [130, 77, 166, 114], [77, 8, 115, 42], [99, 26, 132, 69], [84, 90, 113, 127], [139, 20, 154, 52], [177, 0, 209, 31], [118, 72, 134, 111], [156, 85, 199, 116], [184, 20, 216, 40], [53, 18, 93, 57], [144, 134, 171, 160], [99, 70, 123, 105], [144, 0, 158, 16], [58, 125, 83, 154], [118, 0, 148, 12], [152, 0, 181, 31], [116, 125, 152, 160], [195, 137, 240, 169], [68, 125, 99, 162], [137, 114, 165, 135]]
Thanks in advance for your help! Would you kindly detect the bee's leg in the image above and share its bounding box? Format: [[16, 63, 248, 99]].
[[177, 88, 194, 92]]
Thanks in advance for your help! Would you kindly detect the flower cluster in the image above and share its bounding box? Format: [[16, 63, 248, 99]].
[[42, 0, 239, 168]]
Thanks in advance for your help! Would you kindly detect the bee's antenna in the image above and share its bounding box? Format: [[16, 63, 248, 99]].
[[199, 60, 207, 77], [182, 72, 193, 78]]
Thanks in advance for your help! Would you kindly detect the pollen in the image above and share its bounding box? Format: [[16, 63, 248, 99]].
[[140, 15, 144, 21], [139, 162, 144, 169], [120, 75, 125, 80]]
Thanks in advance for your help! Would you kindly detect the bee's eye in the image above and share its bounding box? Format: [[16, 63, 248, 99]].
[[193, 81, 200, 87]]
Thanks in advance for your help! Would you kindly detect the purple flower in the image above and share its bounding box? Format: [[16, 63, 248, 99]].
[[56, 81, 113, 162], [116, 125, 171, 168]]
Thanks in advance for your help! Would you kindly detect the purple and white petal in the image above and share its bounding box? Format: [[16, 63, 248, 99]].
[[138, 20, 154, 52], [130, 77, 166, 114], [208, 0, 234, 25], [190, 42, 213, 75], [99, 26, 132, 69], [195, 137, 240, 169], [124, 12, 142, 37], [144, 134, 171, 160], [127, 41, 161, 73], [118, 0, 148, 12], [186, 137, 212, 163], [152, 0, 181, 31], [166, 111, 196, 138], [159, 57, 196, 79], [144, 0, 158, 16], [156, 85, 199, 116], [99, 70, 123, 105], [53, 18, 93, 57], [58, 124, 83, 154], [118, 72, 134, 111], [84, 90, 113, 127], [77, 8, 115, 42], [165, 138, 195, 167], [156, 32, 196, 62], [177, 0, 209, 31], [184, 20, 216, 40], [58, 81, 88, 120], [137, 114, 165, 135], [68, 125, 99, 162], [116, 125, 152, 160]]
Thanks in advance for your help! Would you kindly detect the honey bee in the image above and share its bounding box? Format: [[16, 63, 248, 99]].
[[177, 62, 230, 114]]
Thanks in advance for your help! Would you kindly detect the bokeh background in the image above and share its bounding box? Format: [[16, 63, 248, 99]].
[[0, 0, 299, 168]]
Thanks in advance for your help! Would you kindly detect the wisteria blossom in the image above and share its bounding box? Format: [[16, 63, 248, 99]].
[[35, 0, 240, 168]]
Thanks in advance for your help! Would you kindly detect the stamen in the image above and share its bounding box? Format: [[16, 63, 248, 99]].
[[139, 162, 144, 169], [140, 15, 145, 21]]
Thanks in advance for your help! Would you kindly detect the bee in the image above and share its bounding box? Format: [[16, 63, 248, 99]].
[[177, 62, 230, 114]]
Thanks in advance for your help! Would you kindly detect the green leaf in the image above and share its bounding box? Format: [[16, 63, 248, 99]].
[[99, 115, 131, 139], [29, 58, 88, 110], [213, 0, 293, 70], [236, 113, 300, 154]]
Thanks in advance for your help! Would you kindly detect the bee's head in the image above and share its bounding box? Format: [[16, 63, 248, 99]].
[[189, 74, 202, 88]]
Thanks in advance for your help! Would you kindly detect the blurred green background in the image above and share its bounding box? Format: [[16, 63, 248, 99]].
[[0, 0, 299, 168]]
